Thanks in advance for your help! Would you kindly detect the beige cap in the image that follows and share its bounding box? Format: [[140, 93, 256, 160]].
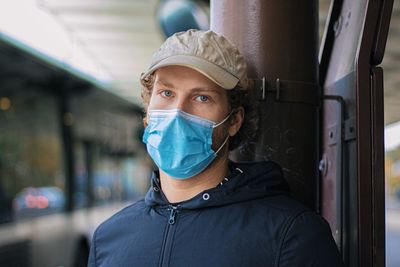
[[141, 29, 248, 89]]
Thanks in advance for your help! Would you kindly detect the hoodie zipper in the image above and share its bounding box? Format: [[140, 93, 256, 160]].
[[167, 205, 179, 225], [159, 205, 180, 267]]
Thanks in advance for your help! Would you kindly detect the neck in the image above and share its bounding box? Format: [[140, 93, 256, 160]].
[[159, 154, 229, 203]]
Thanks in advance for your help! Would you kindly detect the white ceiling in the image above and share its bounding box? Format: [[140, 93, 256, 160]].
[[37, 0, 164, 105]]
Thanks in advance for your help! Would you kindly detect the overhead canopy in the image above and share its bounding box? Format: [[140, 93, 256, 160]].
[[0, 32, 142, 114], [37, 0, 164, 104]]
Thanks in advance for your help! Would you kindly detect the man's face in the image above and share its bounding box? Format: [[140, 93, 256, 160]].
[[147, 65, 233, 152], [148, 65, 231, 124]]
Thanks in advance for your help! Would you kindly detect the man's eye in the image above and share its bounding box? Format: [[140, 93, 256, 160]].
[[195, 95, 209, 102], [161, 90, 173, 97]]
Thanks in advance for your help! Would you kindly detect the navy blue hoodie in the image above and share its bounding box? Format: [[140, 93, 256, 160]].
[[88, 161, 344, 266]]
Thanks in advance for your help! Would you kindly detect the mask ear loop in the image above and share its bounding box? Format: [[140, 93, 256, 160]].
[[214, 135, 230, 154], [213, 109, 235, 128], [213, 109, 236, 154]]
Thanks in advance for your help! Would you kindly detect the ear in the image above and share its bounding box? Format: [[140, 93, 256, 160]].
[[142, 109, 149, 128], [228, 107, 244, 137], [143, 116, 148, 128]]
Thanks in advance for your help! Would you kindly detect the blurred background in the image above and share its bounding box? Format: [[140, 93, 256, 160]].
[[0, 0, 399, 266]]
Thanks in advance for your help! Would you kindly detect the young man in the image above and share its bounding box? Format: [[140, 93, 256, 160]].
[[88, 29, 344, 266]]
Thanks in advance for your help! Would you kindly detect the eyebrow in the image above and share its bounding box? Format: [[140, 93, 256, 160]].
[[155, 79, 223, 95], [190, 87, 223, 96], [155, 79, 174, 88]]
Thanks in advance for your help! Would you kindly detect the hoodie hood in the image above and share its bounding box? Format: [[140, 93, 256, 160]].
[[144, 161, 289, 210]]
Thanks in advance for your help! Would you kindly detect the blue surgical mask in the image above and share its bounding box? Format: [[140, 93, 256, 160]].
[[142, 109, 231, 179]]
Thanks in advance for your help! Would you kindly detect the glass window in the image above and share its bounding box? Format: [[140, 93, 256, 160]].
[[70, 92, 150, 209], [0, 92, 65, 223]]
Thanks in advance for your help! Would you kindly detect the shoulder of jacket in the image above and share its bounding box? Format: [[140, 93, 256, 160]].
[[254, 195, 316, 238], [95, 200, 147, 234], [89, 200, 148, 266], [257, 194, 309, 216], [274, 209, 342, 266]]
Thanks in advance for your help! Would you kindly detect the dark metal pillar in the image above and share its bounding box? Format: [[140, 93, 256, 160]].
[[84, 141, 95, 207], [210, 0, 319, 209], [59, 92, 75, 212]]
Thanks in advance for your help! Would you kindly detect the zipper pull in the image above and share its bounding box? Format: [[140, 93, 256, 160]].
[[168, 205, 178, 225]]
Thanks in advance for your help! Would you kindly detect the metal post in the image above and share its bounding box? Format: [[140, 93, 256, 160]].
[[210, 0, 319, 209], [59, 93, 75, 212]]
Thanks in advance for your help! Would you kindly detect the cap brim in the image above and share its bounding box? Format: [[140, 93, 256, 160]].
[[141, 55, 239, 89]]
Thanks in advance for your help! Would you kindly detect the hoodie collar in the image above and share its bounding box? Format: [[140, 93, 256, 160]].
[[144, 161, 289, 210]]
